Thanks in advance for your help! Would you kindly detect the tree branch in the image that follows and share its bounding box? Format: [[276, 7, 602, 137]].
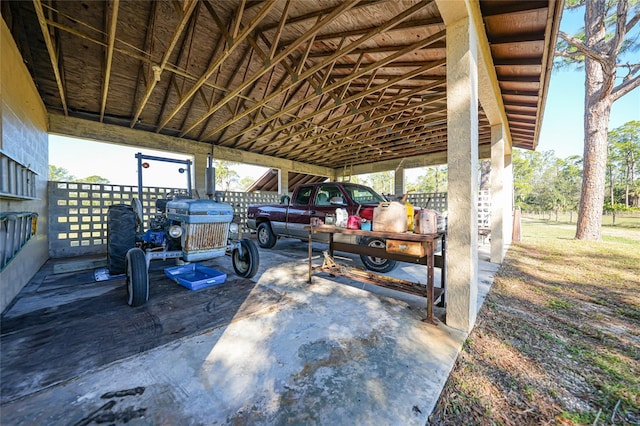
[[611, 72, 640, 103], [558, 31, 608, 65], [625, 10, 640, 33], [607, 0, 628, 58]]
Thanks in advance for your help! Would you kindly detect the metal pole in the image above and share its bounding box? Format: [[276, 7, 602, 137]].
[[136, 152, 143, 202]]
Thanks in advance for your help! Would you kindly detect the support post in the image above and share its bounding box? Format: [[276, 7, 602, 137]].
[[394, 166, 405, 197], [490, 124, 505, 263], [504, 153, 513, 246], [278, 168, 289, 196], [445, 15, 479, 333]]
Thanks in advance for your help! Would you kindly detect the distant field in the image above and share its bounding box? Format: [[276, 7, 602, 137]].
[[522, 212, 640, 228]]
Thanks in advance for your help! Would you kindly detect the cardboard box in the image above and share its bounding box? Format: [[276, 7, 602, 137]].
[[386, 239, 427, 257]]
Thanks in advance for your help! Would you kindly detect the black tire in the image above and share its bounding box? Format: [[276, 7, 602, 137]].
[[359, 237, 397, 273], [107, 205, 137, 274], [232, 239, 260, 278], [256, 222, 277, 248], [125, 248, 149, 307]]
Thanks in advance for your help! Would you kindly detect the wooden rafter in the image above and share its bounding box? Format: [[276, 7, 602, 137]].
[[180, 0, 361, 138], [130, 0, 198, 127], [230, 58, 446, 150], [156, 0, 279, 133], [202, 0, 434, 142], [33, 0, 68, 115], [100, 0, 119, 122], [215, 28, 445, 146], [266, 96, 446, 157]]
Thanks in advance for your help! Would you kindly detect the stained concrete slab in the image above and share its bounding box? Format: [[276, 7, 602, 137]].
[[0, 238, 499, 425]]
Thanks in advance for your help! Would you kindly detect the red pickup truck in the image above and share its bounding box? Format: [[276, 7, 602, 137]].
[[246, 181, 397, 272]]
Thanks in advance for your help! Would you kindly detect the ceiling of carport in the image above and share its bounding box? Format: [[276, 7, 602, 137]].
[[2, 0, 560, 170]]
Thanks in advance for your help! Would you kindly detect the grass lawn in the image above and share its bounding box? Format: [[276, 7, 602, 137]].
[[430, 220, 640, 425]]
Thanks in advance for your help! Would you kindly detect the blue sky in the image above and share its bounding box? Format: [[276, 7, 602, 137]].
[[536, 6, 640, 159], [50, 6, 639, 186]]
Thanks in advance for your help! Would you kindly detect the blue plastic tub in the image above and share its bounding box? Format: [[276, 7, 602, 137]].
[[164, 264, 227, 291]]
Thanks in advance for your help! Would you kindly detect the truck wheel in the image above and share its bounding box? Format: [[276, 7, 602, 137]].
[[107, 205, 136, 274], [359, 237, 397, 273], [257, 222, 277, 248], [233, 239, 260, 278], [125, 248, 149, 307]]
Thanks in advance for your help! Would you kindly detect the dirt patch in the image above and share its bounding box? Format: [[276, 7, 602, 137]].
[[430, 223, 640, 425]]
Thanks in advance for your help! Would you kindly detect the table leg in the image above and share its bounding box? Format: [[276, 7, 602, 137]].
[[308, 228, 313, 284], [425, 239, 437, 324], [437, 233, 446, 307]]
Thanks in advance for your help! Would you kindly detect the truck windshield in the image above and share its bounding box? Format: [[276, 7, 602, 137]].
[[342, 184, 386, 204]]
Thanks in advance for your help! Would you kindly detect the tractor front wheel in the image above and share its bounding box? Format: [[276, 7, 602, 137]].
[[126, 248, 149, 307], [232, 239, 260, 278]]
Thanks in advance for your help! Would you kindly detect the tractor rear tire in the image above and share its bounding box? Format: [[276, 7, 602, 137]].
[[126, 248, 149, 307], [107, 204, 137, 274]]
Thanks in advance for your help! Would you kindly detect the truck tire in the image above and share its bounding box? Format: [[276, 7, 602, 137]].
[[359, 237, 397, 273], [107, 205, 137, 274], [257, 222, 277, 248], [233, 239, 260, 278], [125, 248, 149, 307]]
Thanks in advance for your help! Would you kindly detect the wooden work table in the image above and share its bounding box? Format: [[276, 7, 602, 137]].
[[306, 224, 446, 323]]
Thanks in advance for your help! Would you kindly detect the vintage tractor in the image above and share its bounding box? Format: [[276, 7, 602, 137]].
[[106, 153, 259, 307]]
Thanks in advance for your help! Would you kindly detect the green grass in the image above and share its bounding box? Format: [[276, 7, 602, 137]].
[[431, 217, 640, 425]]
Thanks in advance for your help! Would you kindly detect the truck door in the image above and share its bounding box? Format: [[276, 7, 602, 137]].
[[285, 185, 314, 238]]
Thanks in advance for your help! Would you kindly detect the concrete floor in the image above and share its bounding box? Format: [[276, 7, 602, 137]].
[[0, 238, 499, 425]]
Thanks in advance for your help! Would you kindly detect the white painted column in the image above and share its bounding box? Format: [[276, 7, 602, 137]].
[[490, 124, 505, 263], [445, 15, 479, 333], [394, 167, 405, 197], [278, 168, 290, 195], [504, 154, 513, 246]]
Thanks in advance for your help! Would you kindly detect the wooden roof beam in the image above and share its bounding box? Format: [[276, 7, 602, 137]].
[[239, 74, 445, 152], [100, 0, 120, 122], [129, 0, 198, 127], [311, 17, 443, 42], [33, 0, 68, 115], [199, 0, 433, 141], [324, 121, 450, 158], [480, 1, 548, 17], [306, 42, 446, 58], [269, 0, 291, 60], [317, 122, 449, 164], [157, 0, 279, 133], [243, 68, 446, 152], [277, 104, 447, 158], [218, 33, 446, 146], [179, 0, 360, 137], [259, 0, 381, 33]]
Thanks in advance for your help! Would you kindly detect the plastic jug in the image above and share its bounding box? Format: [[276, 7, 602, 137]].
[[347, 215, 362, 229], [414, 209, 438, 234], [372, 202, 408, 233], [335, 208, 348, 227], [399, 193, 414, 231]]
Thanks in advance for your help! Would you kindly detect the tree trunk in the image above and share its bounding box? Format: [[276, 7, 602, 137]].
[[575, 0, 615, 241], [576, 83, 613, 240], [609, 164, 614, 205]]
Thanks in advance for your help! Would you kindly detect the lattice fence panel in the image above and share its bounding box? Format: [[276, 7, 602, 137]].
[[49, 183, 281, 258]]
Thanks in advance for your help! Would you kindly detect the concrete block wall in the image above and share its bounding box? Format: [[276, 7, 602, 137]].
[[1, 19, 49, 313]]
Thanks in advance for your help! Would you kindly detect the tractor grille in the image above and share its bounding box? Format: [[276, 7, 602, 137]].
[[184, 222, 229, 251]]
